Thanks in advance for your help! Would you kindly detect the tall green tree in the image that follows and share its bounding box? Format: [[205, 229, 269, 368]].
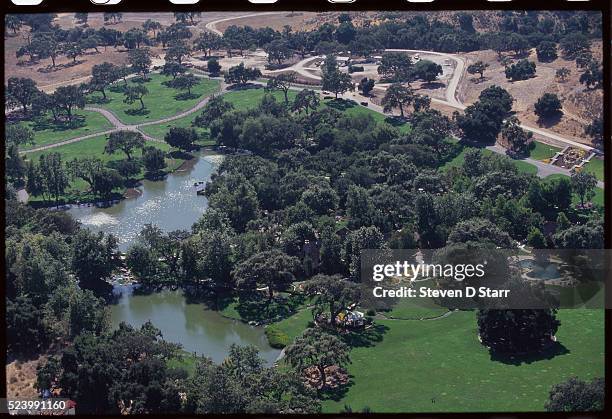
[[304, 275, 361, 326], [105, 131, 146, 161], [285, 328, 350, 390], [233, 250, 300, 301]]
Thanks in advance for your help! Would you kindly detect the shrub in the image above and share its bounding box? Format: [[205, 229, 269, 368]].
[[534, 93, 562, 119], [265, 325, 290, 349], [505, 59, 536, 81]]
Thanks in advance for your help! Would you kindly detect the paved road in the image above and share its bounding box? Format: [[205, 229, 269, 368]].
[[205, 12, 285, 36], [22, 77, 226, 154], [276, 49, 596, 154]]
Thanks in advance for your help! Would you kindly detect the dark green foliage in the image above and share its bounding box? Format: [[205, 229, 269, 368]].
[[477, 309, 560, 354], [265, 326, 290, 348], [505, 59, 536, 81], [534, 93, 562, 120], [545, 377, 604, 412], [184, 345, 319, 413], [536, 41, 558, 62]]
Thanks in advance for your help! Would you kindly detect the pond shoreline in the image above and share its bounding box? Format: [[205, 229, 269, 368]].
[[109, 285, 281, 365]]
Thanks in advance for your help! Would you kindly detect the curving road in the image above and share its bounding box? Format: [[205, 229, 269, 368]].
[[267, 48, 594, 154], [22, 77, 226, 154], [205, 12, 285, 36], [22, 11, 601, 186]]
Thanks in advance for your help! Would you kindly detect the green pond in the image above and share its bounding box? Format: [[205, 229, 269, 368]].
[[69, 153, 280, 364], [67, 153, 222, 252], [110, 285, 280, 364]]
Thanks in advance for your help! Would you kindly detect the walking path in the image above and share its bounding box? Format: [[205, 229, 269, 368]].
[[22, 78, 227, 154]]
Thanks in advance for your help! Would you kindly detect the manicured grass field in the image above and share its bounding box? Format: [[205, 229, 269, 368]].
[[321, 309, 604, 413], [139, 88, 298, 140], [24, 135, 177, 202], [544, 174, 604, 207], [25, 135, 170, 165], [441, 145, 538, 175], [529, 141, 561, 161], [19, 110, 113, 150], [141, 87, 410, 140], [382, 297, 449, 320], [582, 157, 604, 181], [270, 308, 313, 342], [88, 73, 220, 125]]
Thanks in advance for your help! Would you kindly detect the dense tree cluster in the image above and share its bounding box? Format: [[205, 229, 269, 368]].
[[5, 200, 114, 358]]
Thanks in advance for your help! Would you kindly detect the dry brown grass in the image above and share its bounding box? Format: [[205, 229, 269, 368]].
[[6, 356, 46, 399], [458, 41, 603, 145], [4, 12, 240, 90]]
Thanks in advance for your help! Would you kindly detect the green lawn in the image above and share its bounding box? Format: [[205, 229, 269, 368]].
[[382, 296, 449, 320], [441, 145, 538, 175], [140, 88, 297, 140], [88, 73, 220, 125], [269, 308, 313, 342], [19, 110, 113, 150], [529, 141, 561, 161], [322, 309, 604, 413], [25, 135, 170, 165], [323, 98, 411, 134], [141, 88, 411, 140], [582, 157, 604, 182], [24, 135, 178, 203], [168, 350, 200, 376], [545, 173, 604, 207]]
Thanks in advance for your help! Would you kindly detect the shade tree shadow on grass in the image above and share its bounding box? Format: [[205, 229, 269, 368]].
[[488, 341, 570, 366], [320, 376, 355, 402], [87, 95, 112, 105], [384, 115, 408, 127], [30, 115, 87, 133], [109, 84, 128, 93], [125, 108, 151, 116], [226, 83, 263, 91], [233, 292, 306, 323], [324, 98, 357, 112], [175, 92, 202, 101], [339, 323, 389, 349]]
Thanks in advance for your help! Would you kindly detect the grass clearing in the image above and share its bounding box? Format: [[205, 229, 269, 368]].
[[140, 88, 297, 140], [167, 350, 200, 376], [321, 309, 604, 413], [270, 308, 313, 343], [24, 135, 179, 203], [545, 173, 604, 207], [441, 144, 538, 175], [581, 157, 604, 181], [87, 73, 220, 125], [529, 141, 561, 161], [382, 297, 449, 320], [141, 87, 411, 141], [19, 110, 113, 150]]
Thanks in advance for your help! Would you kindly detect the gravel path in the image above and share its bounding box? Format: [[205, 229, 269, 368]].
[[22, 78, 226, 154]]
